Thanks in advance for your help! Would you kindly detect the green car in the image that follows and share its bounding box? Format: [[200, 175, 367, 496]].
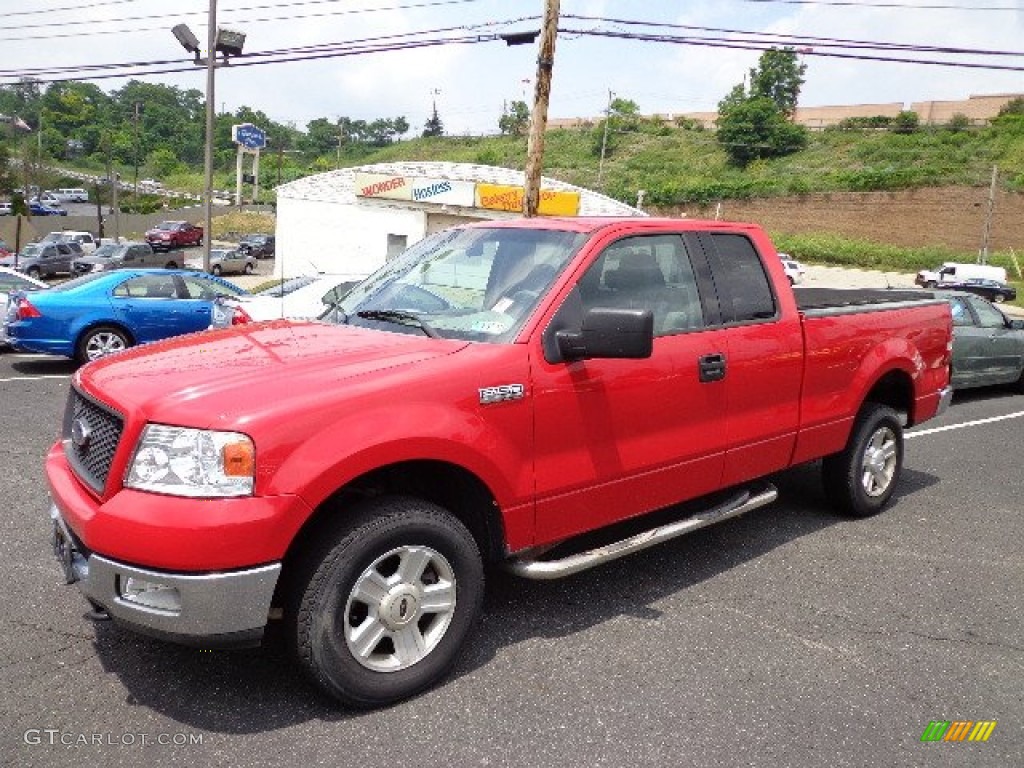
[[945, 292, 1024, 391]]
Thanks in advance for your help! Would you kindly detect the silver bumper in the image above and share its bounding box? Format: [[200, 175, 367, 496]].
[[51, 505, 280, 646]]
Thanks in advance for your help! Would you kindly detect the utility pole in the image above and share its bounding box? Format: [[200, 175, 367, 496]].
[[597, 88, 613, 186], [132, 101, 142, 203], [979, 165, 997, 265], [523, 0, 560, 217]]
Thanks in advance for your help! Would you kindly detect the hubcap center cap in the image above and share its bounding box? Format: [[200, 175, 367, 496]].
[[380, 587, 420, 630]]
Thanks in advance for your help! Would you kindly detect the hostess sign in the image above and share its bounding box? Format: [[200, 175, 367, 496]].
[[355, 173, 579, 215], [232, 123, 267, 150], [355, 173, 475, 207]]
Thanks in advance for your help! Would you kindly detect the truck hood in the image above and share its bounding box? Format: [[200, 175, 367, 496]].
[[77, 320, 469, 427]]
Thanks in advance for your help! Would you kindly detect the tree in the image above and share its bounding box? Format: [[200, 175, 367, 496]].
[[499, 100, 530, 136], [716, 96, 807, 167], [422, 105, 444, 137], [715, 48, 808, 167], [747, 47, 806, 117], [890, 110, 920, 134]]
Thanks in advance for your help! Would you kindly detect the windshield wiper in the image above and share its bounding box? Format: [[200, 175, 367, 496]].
[[355, 309, 440, 338]]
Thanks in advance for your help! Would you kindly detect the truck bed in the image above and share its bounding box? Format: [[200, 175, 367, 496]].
[[794, 287, 938, 313]]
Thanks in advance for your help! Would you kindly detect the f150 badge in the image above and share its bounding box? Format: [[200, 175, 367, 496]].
[[479, 384, 525, 405]]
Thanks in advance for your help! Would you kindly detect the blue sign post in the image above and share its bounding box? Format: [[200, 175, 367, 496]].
[[231, 124, 266, 206]]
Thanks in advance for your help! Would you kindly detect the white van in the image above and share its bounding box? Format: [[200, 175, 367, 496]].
[[915, 262, 1007, 288], [55, 188, 88, 203]]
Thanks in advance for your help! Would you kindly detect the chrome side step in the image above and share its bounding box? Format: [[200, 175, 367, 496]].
[[505, 484, 778, 580]]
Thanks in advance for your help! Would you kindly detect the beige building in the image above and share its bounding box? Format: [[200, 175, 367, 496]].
[[548, 92, 1023, 131]]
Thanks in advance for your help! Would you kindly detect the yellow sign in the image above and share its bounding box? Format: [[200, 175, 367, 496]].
[[476, 184, 580, 216]]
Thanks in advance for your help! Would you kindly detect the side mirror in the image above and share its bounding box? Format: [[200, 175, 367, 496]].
[[1009, 318, 1024, 331], [555, 307, 653, 362]]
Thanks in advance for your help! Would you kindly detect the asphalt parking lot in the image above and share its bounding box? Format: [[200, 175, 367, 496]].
[[1, 278, 1021, 767]]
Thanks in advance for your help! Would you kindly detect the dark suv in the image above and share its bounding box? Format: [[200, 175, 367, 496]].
[[238, 233, 275, 259]]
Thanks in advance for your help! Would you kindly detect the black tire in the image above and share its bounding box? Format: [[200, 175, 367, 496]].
[[924, 281, 937, 289], [75, 325, 131, 364], [164, 261, 178, 269], [243, 263, 254, 275], [992, 294, 1005, 303], [288, 496, 484, 708], [822, 403, 903, 517], [26, 266, 42, 279], [212, 265, 222, 276]]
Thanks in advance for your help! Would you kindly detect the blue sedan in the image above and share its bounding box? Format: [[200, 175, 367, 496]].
[[4, 269, 248, 364]]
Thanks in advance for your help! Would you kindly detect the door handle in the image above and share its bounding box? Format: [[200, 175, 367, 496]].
[[698, 352, 727, 383]]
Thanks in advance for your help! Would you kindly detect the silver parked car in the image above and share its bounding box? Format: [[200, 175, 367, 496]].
[[186, 248, 257, 276], [945, 292, 1024, 391]]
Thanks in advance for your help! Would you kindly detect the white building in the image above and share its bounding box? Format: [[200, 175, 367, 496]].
[[273, 161, 645, 277]]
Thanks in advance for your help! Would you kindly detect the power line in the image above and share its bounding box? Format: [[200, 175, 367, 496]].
[[736, 0, 1018, 10]]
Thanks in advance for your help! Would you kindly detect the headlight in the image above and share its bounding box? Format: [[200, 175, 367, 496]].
[[125, 425, 255, 497]]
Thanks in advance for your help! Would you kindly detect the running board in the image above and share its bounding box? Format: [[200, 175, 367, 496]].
[[505, 484, 778, 580]]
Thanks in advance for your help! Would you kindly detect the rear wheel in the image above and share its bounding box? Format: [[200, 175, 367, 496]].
[[164, 261, 178, 269], [288, 496, 484, 708], [212, 265, 222, 276], [26, 266, 42, 279], [822, 403, 903, 517], [243, 262, 254, 275], [992, 294, 1005, 303], [76, 325, 131, 364]]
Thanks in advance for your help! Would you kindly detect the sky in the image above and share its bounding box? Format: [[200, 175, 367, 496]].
[[2, 0, 1023, 136]]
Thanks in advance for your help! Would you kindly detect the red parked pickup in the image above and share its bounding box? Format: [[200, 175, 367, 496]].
[[144, 220, 203, 251], [47, 217, 953, 707]]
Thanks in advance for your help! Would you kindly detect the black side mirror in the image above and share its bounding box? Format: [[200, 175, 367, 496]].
[[1008, 318, 1024, 331], [555, 307, 653, 362]]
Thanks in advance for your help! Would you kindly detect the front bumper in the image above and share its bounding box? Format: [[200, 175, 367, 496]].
[[51, 504, 281, 648]]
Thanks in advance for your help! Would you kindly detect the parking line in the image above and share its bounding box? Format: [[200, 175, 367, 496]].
[[0, 375, 71, 383], [907, 410, 1024, 439]]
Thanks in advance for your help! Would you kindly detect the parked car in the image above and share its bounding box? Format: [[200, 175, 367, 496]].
[[72, 242, 183, 274], [0, 267, 49, 348], [944, 292, 1024, 391], [0, 241, 82, 278], [940, 277, 1017, 304], [0, 202, 12, 216], [916, 262, 1007, 288], [185, 248, 256, 276], [4, 269, 249, 364], [226, 272, 365, 322], [0, 239, 10, 257], [33, 192, 62, 208], [145, 221, 203, 250], [28, 201, 66, 216], [777, 253, 807, 285], [237, 233, 275, 259], [41, 230, 99, 254], [54, 188, 88, 203]]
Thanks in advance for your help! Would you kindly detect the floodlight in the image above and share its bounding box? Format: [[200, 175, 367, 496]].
[[172, 24, 201, 54], [215, 28, 247, 57]]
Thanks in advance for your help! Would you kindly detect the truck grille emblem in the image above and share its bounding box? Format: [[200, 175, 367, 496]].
[[71, 417, 93, 450]]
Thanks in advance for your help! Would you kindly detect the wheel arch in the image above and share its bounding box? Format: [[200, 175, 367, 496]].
[[861, 367, 915, 425], [73, 320, 136, 352], [272, 459, 506, 609]]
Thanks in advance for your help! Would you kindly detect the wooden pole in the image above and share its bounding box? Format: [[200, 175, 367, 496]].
[[523, 0, 560, 217]]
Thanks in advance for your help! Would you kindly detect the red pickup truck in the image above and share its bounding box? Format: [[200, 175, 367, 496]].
[[47, 217, 952, 707], [144, 220, 203, 250]]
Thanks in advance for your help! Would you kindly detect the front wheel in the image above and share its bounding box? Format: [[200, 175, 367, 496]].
[[164, 261, 179, 269], [26, 266, 42, 279], [289, 497, 484, 708], [992, 294, 1005, 303], [211, 265, 222, 276], [822, 403, 903, 517], [243, 262, 254, 275], [76, 325, 131, 364]]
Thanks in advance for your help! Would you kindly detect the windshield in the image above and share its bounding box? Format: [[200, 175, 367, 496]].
[[91, 244, 119, 259], [157, 222, 179, 231], [331, 226, 588, 343], [20, 245, 43, 257]]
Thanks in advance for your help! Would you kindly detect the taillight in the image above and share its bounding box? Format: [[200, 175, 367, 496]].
[[16, 297, 42, 319], [231, 305, 252, 325]]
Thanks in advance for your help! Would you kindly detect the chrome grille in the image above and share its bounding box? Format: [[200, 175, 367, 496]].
[[63, 388, 124, 493]]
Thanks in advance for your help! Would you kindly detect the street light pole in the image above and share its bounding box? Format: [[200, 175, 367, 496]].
[[202, 0, 217, 273]]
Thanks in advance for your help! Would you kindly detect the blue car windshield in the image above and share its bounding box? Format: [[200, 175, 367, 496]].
[[333, 226, 589, 343]]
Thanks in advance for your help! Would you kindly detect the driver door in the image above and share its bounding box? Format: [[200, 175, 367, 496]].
[[530, 233, 730, 544]]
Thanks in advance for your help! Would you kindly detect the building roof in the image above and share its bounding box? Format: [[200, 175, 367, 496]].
[[275, 161, 644, 216]]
